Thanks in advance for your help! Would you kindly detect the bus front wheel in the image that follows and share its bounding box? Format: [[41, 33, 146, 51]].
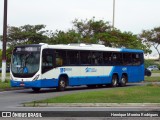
[[57, 77, 67, 91], [111, 75, 118, 87]]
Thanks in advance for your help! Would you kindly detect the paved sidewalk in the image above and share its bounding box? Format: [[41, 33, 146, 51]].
[[23, 103, 160, 107]]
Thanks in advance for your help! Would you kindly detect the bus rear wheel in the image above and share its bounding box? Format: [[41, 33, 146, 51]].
[[111, 75, 118, 87], [32, 87, 41, 92], [119, 75, 127, 87], [57, 77, 67, 91]]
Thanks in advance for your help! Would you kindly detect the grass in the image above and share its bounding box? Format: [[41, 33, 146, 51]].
[[152, 70, 160, 73], [0, 73, 11, 91], [36, 85, 160, 103], [0, 79, 23, 91], [145, 76, 160, 82], [0, 73, 10, 77], [0, 80, 11, 91], [0, 73, 21, 91]]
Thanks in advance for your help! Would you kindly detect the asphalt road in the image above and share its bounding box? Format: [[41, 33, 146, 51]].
[[0, 83, 159, 111], [0, 83, 160, 120]]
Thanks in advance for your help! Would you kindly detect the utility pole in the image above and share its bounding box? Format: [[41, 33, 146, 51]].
[[112, 0, 115, 28], [1, 0, 8, 82]]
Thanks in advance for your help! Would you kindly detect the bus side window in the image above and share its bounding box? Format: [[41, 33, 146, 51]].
[[55, 50, 67, 66], [56, 56, 63, 66], [123, 53, 132, 65], [56, 52, 63, 66], [67, 51, 79, 65], [80, 51, 92, 65], [103, 52, 112, 65], [112, 53, 117, 65], [92, 52, 103, 65], [132, 53, 141, 65], [112, 53, 123, 65]]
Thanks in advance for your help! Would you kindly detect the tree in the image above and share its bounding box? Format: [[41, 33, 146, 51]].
[[5, 24, 49, 49], [72, 18, 112, 45], [140, 27, 160, 60], [49, 18, 149, 53], [108, 29, 149, 52], [0, 24, 51, 65], [49, 30, 81, 44]]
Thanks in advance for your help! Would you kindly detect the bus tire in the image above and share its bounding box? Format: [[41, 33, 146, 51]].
[[119, 75, 127, 87], [57, 77, 67, 91], [32, 87, 41, 92], [111, 75, 118, 87]]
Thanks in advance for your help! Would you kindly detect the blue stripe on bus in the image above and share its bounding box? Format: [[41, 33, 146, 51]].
[[10, 79, 59, 88], [11, 74, 144, 88], [120, 48, 143, 53], [10, 65, 144, 88], [10, 76, 111, 88], [68, 76, 112, 86]]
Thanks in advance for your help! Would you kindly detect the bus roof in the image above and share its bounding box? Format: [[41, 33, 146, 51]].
[[45, 43, 143, 53], [15, 43, 144, 53]]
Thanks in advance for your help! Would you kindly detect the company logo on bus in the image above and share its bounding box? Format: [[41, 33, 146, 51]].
[[85, 67, 97, 72], [122, 67, 127, 71], [60, 68, 72, 73]]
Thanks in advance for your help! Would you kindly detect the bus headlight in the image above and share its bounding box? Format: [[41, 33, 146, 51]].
[[32, 75, 39, 81]]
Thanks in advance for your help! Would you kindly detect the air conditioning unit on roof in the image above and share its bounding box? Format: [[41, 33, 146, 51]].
[[68, 43, 105, 47]]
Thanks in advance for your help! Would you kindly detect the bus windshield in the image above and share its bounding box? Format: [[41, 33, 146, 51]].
[[11, 47, 40, 78]]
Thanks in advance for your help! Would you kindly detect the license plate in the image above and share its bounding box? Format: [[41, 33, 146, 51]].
[[20, 83, 25, 86]]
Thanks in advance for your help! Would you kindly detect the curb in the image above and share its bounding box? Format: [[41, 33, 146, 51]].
[[23, 103, 160, 107]]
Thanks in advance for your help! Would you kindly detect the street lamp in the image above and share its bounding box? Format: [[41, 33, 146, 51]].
[[1, 0, 8, 82], [112, 0, 115, 28]]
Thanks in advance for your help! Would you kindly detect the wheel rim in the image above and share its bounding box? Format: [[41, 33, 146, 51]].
[[120, 75, 127, 87], [121, 77, 126, 84], [60, 80, 65, 88], [113, 78, 117, 86], [112, 76, 117, 86]]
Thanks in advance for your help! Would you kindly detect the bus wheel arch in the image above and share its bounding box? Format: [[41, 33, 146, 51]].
[[119, 73, 128, 87], [111, 74, 119, 87], [57, 74, 68, 91]]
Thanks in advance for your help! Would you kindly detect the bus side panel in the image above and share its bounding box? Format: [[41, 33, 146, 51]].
[[107, 65, 144, 83], [69, 66, 113, 86], [110, 66, 126, 81], [69, 76, 112, 86], [127, 64, 144, 83], [41, 68, 60, 87], [40, 79, 58, 88], [103, 66, 114, 84], [69, 77, 81, 86], [69, 66, 105, 86], [69, 76, 100, 86], [80, 66, 104, 85]]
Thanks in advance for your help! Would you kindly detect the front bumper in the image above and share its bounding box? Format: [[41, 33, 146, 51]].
[[10, 79, 58, 88]]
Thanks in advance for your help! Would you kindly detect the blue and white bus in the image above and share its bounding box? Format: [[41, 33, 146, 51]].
[[10, 43, 144, 92]]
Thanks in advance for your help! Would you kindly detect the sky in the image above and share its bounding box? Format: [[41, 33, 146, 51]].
[[0, 0, 160, 54]]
